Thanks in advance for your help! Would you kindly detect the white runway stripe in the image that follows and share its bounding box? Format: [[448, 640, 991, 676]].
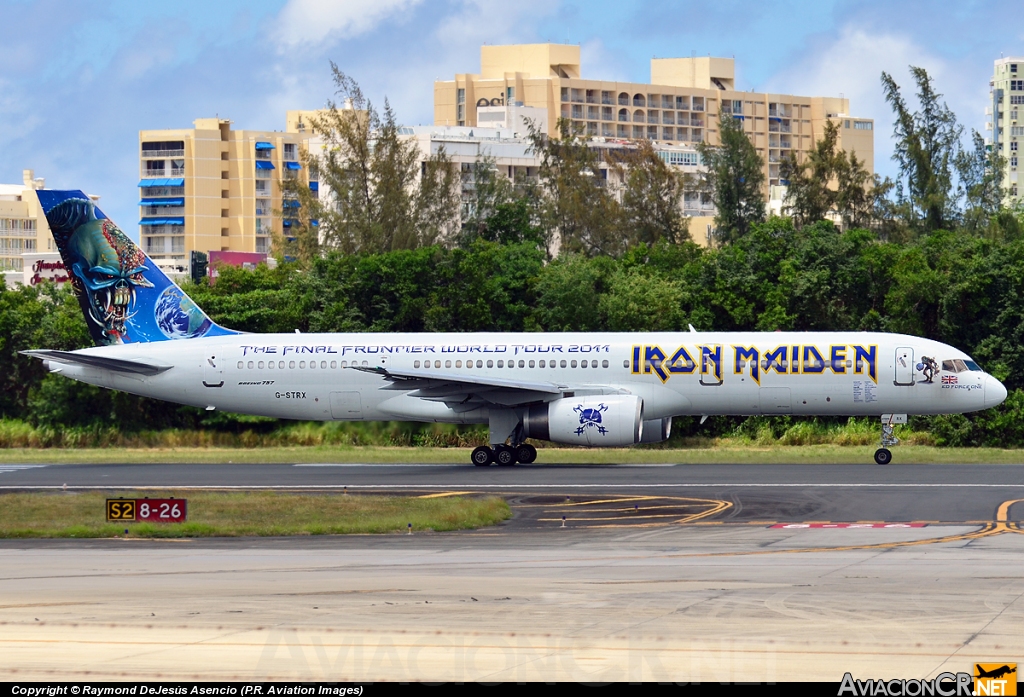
[[4, 482, 1024, 490], [0, 465, 47, 474]]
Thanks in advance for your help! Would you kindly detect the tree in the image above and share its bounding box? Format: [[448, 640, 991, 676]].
[[458, 154, 545, 248], [880, 67, 963, 233], [956, 130, 1008, 237], [780, 120, 875, 229], [697, 112, 765, 244], [528, 118, 622, 256], [611, 139, 691, 246], [285, 65, 458, 257]]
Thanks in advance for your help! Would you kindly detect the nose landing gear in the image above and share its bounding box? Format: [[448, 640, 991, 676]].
[[874, 415, 905, 465]]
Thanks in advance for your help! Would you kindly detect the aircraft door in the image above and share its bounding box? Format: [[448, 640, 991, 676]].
[[894, 347, 915, 386], [202, 355, 224, 388]]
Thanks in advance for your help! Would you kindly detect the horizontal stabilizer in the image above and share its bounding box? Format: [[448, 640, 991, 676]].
[[22, 349, 172, 376]]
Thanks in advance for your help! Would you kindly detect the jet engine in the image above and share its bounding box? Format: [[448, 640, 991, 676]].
[[640, 417, 672, 443], [523, 395, 643, 447]]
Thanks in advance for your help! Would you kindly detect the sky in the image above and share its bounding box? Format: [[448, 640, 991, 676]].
[[1, 0, 1022, 234]]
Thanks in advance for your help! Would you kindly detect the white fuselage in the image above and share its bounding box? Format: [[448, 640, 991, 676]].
[[50, 331, 1006, 430]]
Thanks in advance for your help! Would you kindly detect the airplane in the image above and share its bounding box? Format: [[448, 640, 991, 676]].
[[23, 190, 1008, 466]]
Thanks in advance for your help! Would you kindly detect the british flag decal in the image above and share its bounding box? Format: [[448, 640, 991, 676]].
[[942, 375, 958, 385]]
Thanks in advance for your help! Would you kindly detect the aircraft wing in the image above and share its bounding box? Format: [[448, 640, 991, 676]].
[[349, 365, 567, 409], [22, 349, 173, 376]]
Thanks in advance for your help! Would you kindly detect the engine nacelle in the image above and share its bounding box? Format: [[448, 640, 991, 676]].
[[523, 395, 644, 447], [640, 417, 672, 443]]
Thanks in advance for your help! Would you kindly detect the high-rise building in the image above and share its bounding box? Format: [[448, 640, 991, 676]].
[[138, 114, 320, 274], [988, 57, 1023, 203], [435, 44, 875, 192]]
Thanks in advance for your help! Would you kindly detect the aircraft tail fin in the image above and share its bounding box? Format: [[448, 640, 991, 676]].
[[35, 190, 237, 346]]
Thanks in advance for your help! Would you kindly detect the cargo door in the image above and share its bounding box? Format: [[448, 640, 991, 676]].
[[759, 387, 791, 414], [330, 391, 363, 420]]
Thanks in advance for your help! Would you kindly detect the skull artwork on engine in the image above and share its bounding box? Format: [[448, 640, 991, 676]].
[[44, 198, 153, 344]]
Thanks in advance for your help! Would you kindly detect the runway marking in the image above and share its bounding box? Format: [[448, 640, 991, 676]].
[[0, 465, 46, 475], [7, 483, 1024, 490], [416, 491, 474, 499], [676, 498, 1024, 558]]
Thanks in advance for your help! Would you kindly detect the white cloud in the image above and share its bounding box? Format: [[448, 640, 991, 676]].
[[763, 25, 987, 180], [275, 0, 424, 47]]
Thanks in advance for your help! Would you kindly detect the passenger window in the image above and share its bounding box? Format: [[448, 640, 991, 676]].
[[487, 360, 493, 368], [237, 361, 243, 369], [414, 360, 420, 368], [299, 361, 306, 369], [581, 360, 588, 368], [320, 361, 327, 369], [455, 360, 462, 368], [571, 360, 578, 368], [279, 361, 285, 369], [539, 360, 545, 368], [289, 361, 296, 369], [477, 360, 483, 368], [445, 360, 452, 368], [602, 360, 609, 368], [268, 362, 274, 370], [310, 361, 316, 369], [258, 361, 264, 369], [497, 360, 504, 368], [518, 360, 525, 368], [247, 361, 254, 369], [562, 360, 568, 368], [330, 361, 336, 369], [623, 360, 629, 368], [529, 360, 535, 368]]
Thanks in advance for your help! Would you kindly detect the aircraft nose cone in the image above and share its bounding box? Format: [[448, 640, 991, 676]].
[[985, 376, 1008, 409]]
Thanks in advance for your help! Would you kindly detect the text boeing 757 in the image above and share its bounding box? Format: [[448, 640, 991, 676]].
[[24, 190, 1007, 465]]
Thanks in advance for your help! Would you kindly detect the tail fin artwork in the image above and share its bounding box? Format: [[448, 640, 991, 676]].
[[36, 190, 237, 346]]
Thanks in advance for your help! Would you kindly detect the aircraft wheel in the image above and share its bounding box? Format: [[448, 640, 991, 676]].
[[494, 446, 516, 466], [515, 443, 537, 464], [874, 448, 892, 465], [471, 446, 494, 467]]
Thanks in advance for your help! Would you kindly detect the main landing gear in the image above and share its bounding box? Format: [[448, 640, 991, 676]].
[[471, 443, 537, 466], [874, 417, 902, 465]]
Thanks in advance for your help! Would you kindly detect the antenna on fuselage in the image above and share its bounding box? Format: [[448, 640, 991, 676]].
[[688, 324, 697, 333]]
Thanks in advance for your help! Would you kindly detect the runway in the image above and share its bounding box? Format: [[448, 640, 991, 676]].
[[3, 462, 1024, 680], [3, 461, 1024, 526]]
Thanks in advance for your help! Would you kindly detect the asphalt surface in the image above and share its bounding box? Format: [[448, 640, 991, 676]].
[[2, 462, 1024, 526], [4, 461, 1024, 680]]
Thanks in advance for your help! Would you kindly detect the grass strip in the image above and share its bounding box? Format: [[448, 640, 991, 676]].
[[0, 491, 511, 538], [0, 444, 1022, 465]]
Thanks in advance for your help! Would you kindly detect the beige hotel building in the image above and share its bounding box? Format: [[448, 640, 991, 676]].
[[137, 113, 319, 272], [435, 44, 875, 192]]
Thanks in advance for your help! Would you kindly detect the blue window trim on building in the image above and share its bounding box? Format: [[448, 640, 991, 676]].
[[283, 200, 300, 208], [282, 220, 292, 228], [139, 198, 185, 206], [139, 217, 185, 226], [308, 181, 319, 191], [255, 161, 276, 170], [139, 178, 185, 187], [285, 161, 301, 170], [255, 142, 275, 150]]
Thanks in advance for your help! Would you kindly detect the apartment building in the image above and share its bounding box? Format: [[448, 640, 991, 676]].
[[435, 44, 875, 193], [138, 113, 320, 273], [988, 57, 1023, 203], [399, 122, 717, 245]]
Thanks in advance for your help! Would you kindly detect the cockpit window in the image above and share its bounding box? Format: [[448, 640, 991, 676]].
[[943, 359, 983, 373]]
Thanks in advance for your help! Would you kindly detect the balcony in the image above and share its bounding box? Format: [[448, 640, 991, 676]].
[[690, 117, 704, 127], [140, 148, 184, 158], [663, 113, 675, 124], [256, 151, 272, 160], [618, 94, 629, 106]]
